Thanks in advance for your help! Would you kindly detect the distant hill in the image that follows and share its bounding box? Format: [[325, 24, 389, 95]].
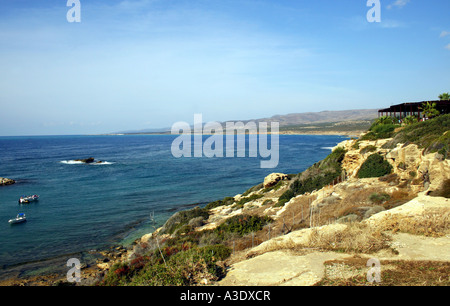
[[110, 109, 378, 135], [233, 109, 378, 127]]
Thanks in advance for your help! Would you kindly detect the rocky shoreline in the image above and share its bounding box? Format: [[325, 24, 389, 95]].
[[0, 244, 130, 286]]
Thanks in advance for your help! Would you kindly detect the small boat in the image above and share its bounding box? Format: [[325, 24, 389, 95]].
[[19, 194, 39, 204], [9, 213, 27, 224]]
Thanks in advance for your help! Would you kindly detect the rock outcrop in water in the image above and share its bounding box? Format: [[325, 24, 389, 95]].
[[0, 177, 15, 186], [73, 157, 106, 164], [74, 157, 95, 163]]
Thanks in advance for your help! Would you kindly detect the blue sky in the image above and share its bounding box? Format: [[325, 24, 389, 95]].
[[0, 0, 449, 136]]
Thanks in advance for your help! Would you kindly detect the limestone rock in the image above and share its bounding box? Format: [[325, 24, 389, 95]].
[[219, 250, 350, 286], [263, 173, 288, 188], [417, 152, 450, 194]]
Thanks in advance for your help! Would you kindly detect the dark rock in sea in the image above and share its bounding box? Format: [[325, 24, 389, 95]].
[[74, 157, 95, 163], [0, 177, 15, 186]]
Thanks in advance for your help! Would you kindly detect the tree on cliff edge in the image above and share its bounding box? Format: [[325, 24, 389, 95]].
[[421, 101, 440, 119], [439, 92, 450, 100]]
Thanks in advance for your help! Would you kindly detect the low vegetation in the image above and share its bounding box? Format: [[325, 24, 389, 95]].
[[359, 145, 377, 155], [160, 206, 210, 235], [377, 208, 450, 237], [100, 206, 273, 285], [277, 147, 346, 206], [307, 223, 392, 254], [317, 258, 450, 286], [369, 192, 391, 204], [235, 194, 264, 208], [384, 113, 450, 158], [102, 244, 231, 286], [204, 196, 235, 210], [357, 153, 393, 178], [359, 116, 399, 141], [279, 120, 372, 135]]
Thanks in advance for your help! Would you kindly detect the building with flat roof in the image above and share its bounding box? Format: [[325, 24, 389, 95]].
[[378, 100, 450, 120]]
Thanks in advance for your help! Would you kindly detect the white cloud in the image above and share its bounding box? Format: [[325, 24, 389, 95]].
[[440, 31, 450, 38], [387, 0, 410, 9], [445, 44, 450, 50]]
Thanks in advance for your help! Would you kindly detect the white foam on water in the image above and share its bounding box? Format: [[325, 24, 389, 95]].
[[60, 160, 114, 165], [60, 160, 84, 165], [91, 161, 114, 165]]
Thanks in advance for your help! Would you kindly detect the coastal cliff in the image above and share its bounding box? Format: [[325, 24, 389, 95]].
[[89, 114, 449, 286], [5, 115, 448, 286]]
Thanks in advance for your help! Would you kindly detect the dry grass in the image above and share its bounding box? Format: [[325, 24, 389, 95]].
[[382, 190, 416, 210], [307, 223, 392, 254], [316, 257, 450, 286], [251, 238, 298, 256], [377, 208, 450, 237]]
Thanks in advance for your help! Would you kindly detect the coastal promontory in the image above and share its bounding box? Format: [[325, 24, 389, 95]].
[[105, 113, 449, 286]]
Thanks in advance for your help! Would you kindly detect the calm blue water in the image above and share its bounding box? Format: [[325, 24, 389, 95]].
[[0, 134, 346, 273]]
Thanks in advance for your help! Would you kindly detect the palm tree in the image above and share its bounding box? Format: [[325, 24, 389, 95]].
[[420, 101, 440, 119], [439, 92, 450, 100], [402, 115, 417, 125], [374, 115, 396, 125]]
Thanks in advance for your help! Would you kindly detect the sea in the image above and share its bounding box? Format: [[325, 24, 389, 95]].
[[0, 134, 347, 279]]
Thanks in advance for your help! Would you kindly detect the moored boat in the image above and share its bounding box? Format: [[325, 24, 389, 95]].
[[19, 194, 39, 204], [8, 213, 27, 224]]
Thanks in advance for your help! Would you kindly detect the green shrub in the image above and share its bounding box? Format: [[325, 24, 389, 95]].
[[402, 115, 417, 126], [276, 189, 295, 207], [360, 124, 398, 140], [130, 261, 187, 286], [384, 114, 450, 154], [241, 183, 264, 197], [169, 244, 231, 277], [105, 244, 232, 286], [160, 207, 209, 235], [235, 193, 263, 208], [369, 192, 391, 204], [359, 145, 377, 155], [101, 262, 132, 286], [215, 214, 272, 238], [205, 196, 235, 210], [291, 170, 340, 195], [373, 116, 397, 126], [357, 153, 393, 178]]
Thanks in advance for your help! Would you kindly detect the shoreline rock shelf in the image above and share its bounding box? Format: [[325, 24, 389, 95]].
[[0, 177, 15, 186]]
